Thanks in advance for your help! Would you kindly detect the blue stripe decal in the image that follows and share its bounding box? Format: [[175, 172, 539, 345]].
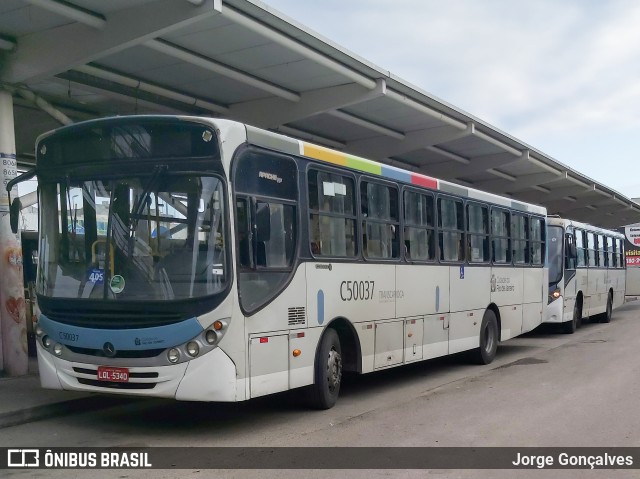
[[381, 164, 411, 183], [38, 314, 204, 350], [317, 290, 325, 325]]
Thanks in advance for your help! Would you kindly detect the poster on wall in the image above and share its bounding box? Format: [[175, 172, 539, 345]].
[[622, 224, 640, 267]]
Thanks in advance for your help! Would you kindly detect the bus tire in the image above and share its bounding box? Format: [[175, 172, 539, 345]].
[[307, 328, 342, 410], [471, 310, 498, 365], [563, 301, 581, 334], [600, 292, 613, 323]]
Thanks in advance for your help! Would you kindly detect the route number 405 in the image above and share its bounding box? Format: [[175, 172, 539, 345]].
[[88, 269, 104, 283]]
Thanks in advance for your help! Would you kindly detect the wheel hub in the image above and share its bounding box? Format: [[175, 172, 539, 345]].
[[326, 348, 342, 392]]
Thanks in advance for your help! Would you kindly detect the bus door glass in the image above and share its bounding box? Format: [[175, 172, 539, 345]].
[[233, 149, 298, 313]]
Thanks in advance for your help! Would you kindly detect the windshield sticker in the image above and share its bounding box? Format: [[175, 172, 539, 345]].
[[88, 268, 104, 284], [110, 275, 126, 294]]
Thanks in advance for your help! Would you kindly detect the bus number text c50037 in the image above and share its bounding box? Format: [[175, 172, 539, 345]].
[[340, 281, 375, 301]]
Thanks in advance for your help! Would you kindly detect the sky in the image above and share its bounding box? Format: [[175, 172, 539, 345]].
[[263, 0, 640, 199]]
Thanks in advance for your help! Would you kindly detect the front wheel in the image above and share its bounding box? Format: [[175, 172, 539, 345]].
[[307, 328, 342, 409], [600, 293, 613, 323], [563, 301, 581, 334], [471, 310, 498, 365]]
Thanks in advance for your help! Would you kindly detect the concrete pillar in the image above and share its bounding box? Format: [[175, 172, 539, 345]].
[[0, 90, 28, 376]]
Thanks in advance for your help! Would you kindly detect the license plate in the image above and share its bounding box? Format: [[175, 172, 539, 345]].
[[97, 366, 129, 382]]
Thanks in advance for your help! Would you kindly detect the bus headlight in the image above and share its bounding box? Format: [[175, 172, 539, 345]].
[[164, 318, 229, 364], [42, 335, 51, 348], [548, 289, 561, 304], [205, 330, 217, 345], [53, 343, 63, 356], [186, 341, 200, 357], [35, 325, 44, 337], [168, 348, 180, 363]]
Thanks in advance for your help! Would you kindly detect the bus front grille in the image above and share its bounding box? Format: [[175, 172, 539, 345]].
[[77, 378, 156, 390], [67, 346, 164, 359]]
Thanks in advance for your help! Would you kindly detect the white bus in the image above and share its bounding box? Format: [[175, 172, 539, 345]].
[[10, 116, 548, 409], [546, 217, 626, 333]]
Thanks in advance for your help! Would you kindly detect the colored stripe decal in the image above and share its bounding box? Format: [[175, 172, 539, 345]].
[[411, 173, 438, 189], [303, 143, 347, 166], [347, 155, 381, 175], [303, 142, 438, 190]]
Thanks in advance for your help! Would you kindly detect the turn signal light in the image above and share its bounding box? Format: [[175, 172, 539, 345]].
[[213, 320, 223, 331], [292, 349, 302, 357]]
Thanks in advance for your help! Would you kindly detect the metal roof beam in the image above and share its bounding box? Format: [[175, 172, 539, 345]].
[[2, 85, 73, 125], [426, 145, 470, 165], [52, 75, 193, 115], [516, 184, 587, 203], [385, 89, 467, 130], [2, 0, 221, 83], [144, 38, 300, 102], [221, 5, 377, 90], [347, 123, 474, 160], [473, 129, 522, 157], [74, 64, 229, 114], [25, 0, 106, 29], [327, 110, 405, 140], [429, 151, 519, 178], [476, 171, 562, 193], [230, 80, 386, 127]]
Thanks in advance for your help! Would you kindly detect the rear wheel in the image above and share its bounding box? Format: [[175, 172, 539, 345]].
[[307, 328, 342, 410], [563, 300, 581, 334], [600, 292, 613, 323], [471, 310, 498, 365]]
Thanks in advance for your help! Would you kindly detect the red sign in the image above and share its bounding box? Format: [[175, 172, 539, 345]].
[[97, 366, 129, 382]]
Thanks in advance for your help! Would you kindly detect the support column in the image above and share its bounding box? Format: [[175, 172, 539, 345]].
[[0, 90, 28, 376]]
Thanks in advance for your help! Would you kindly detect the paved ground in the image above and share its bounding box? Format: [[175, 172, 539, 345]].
[[1, 300, 640, 478]]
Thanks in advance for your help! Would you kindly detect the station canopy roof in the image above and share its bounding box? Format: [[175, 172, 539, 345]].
[[2, 0, 639, 228]]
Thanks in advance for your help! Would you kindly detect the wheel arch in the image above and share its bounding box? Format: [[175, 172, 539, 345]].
[[322, 317, 362, 374], [487, 303, 502, 341]]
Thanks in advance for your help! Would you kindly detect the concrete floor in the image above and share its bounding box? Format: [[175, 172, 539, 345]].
[[3, 301, 640, 478]]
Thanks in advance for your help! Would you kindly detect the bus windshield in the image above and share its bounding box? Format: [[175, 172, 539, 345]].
[[37, 173, 228, 302], [548, 225, 564, 287]]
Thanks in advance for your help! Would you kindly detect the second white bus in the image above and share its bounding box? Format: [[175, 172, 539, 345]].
[[546, 217, 626, 333]]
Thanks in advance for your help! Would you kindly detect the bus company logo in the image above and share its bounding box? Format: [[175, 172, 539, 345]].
[[258, 171, 283, 183], [103, 342, 116, 357], [8, 449, 39, 468], [379, 290, 404, 302], [134, 338, 141, 346], [315, 263, 332, 271], [491, 275, 515, 292]]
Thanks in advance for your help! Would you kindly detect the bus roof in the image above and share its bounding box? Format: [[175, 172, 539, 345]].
[[546, 216, 624, 238]]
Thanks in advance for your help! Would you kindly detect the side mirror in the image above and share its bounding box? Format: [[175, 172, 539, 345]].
[[9, 197, 21, 234]]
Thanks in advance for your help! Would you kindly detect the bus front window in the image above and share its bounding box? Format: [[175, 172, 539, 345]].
[[37, 174, 228, 302]]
